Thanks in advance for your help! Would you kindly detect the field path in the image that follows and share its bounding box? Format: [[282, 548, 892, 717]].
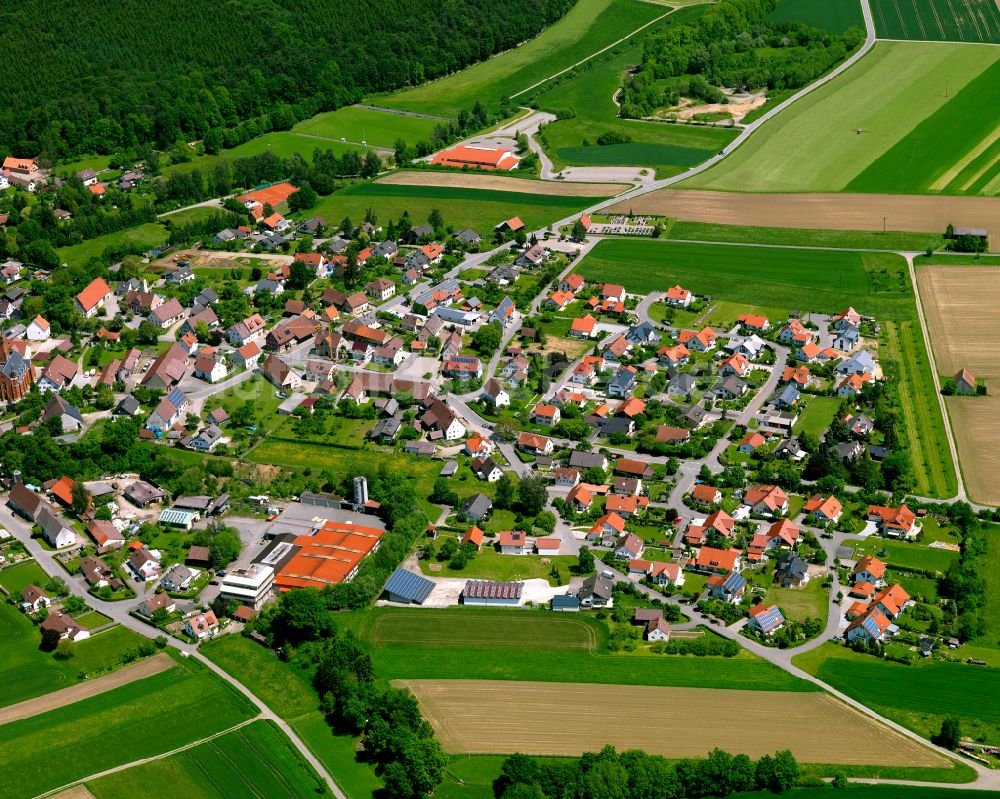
[[0, 653, 173, 725], [32, 717, 260, 799], [906, 253, 967, 500]]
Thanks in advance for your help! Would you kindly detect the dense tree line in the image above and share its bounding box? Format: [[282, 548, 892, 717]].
[[0, 0, 574, 158], [494, 746, 800, 798], [619, 0, 863, 118]]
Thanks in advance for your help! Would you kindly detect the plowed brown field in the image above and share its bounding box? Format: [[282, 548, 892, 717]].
[[400, 679, 947, 766], [608, 190, 1000, 241], [916, 264, 1000, 503], [378, 171, 623, 196]]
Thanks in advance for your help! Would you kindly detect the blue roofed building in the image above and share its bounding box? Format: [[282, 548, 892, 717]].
[[383, 568, 435, 605], [707, 571, 747, 604], [488, 296, 516, 327], [747, 603, 785, 635]]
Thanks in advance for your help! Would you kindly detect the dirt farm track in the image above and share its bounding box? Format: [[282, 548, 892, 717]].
[[377, 170, 625, 197], [400, 679, 947, 766], [609, 190, 1000, 241], [916, 264, 1000, 504]]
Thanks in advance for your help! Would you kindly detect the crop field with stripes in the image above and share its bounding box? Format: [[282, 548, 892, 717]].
[[871, 0, 1000, 42]]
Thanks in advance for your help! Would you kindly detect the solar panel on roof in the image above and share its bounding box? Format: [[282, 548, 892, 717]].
[[383, 568, 434, 603]]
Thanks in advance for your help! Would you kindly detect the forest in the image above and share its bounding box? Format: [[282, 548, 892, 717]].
[[0, 0, 574, 159], [618, 0, 864, 118]]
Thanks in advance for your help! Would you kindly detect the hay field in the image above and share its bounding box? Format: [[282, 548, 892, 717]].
[[871, 0, 1000, 42], [378, 170, 622, 197], [609, 190, 1000, 241], [916, 264, 1000, 503], [683, 42, 1000, 193], [401, 680, 947, 766]]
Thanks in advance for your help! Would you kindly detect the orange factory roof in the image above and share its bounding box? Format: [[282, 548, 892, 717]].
[[274, 520, 385, 591]]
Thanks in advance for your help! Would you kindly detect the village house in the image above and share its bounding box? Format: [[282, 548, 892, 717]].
[[743, 485, 789, 517], [747, 604, 785, 636]]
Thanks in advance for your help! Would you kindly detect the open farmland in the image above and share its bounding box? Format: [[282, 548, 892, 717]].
[[530, 8, 736, 178], [401, 679, 948, 766], [871, 0, 1000, 42], [345, 606, 813, 691], [0, 657, 256, 799], [86, 720, 330, 799], [794, 644, 1000, 746], [916, 263, 1000, 502], [377, 170, 624, 196], [768, 0, 864, 31], [572, 239, 917, 319], [609, 189, 1000, 242], [683, 42, 1000, 193], [375, 0, 666, 117], [307, 182, 603, 233], [847, 59, 1000, 194], [292, 105, 440, 148]]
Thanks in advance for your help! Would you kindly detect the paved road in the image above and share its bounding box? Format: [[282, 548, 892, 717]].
[[0, 506, 345, 799]]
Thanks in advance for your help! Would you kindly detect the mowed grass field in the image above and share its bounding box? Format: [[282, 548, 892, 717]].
[[916, 263, 1000, 502], [402, 679, 947, 766], [846, 59, 1000, 194], [573, 239, 917, 319], [86, 720, 330, 798], [0, 601, 76, 708], [57, 222, 168, 267], [685, 42, 1000, 193], [531, 8, 736, 177], [871, 0, 1000, 42], [306, 182, 601, 233], [0, 560, 50, 595], [343, 606, 814, 691], [768, 0, 864, 31], [375, 0, 666, 117], [292, 105, 440, 148], [0, 656, 256, 799], [794, 644, 1000, 746]]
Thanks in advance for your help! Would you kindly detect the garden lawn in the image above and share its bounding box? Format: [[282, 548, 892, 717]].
[[0, 655, 256, 799], [793, 643, 1000, 746], [0, 560, 50, 595], [793, 397, 841, 438], [375, 0, 666, 117], [56, 223, 168, 267], [418, 544, 578, 586], [685, 42, 1000, 192], [667, 220, 946, 252], [573, 239, 917, 320], [845, 537, 958, 573], [530, 8, 735, 178], [343, 606, 813, 691], [308, 182, 602, 233], [86, 720, 331, 798], [202, 636, 382, 799], [764, 579, 828, 626], [69, 626, 151, 674], [768, 0, 864, 32], [0, 602, 76, 708]]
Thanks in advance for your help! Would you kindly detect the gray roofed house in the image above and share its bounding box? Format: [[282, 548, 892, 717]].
[[593, 416, 634, 437], [487, 265, 518, 285], [161, 563, 199, 592], [551, 594, 581, 612], [578, 573, 614, 607], [769, 384, 800, 409], [832, 440, 864, 462], [668, 373, 696, 397], [371, 414, 403, 442], [193, 288, 219, 308], [43, 393, 83, 433], [373, 240, 398, 259], [403, 439, 437, 457], [773, 437, 805, 460], [608, 368, 637, 398], [867, 444, 890, 460], [188, 425, 223, 451], [835, 350, 877, 376], [460, 493, 492, 521], [684, 403, 710, 428], [569, 451, 608, 471], [113, 395, 142, 417], [845, 413, 875, 437], [455, 228, 481, 245], [625, 321, 661, 345], [439, 460, 459, 477], [125, 480, 165, 507], [711, 376, 746, 400], [775, 552, 810, 588], [383, 568, 435, 604]]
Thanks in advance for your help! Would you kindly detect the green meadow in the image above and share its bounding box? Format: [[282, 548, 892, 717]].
[[292, 105, 441, 148], [307, 182, 600, 232], [375, 0, 666, 117], [685, 42, 1000, 192], [56, 223, 168, 267]]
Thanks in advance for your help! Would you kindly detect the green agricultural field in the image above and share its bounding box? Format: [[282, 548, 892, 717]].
[[768, 0, 864, 32], [293, 105, 440, 148], [871, 0, 1000, 42], [846, 58, 1000, 194], [793, 397, 842, 438], [685, 42, 1000, 192], [69, 625, 151, 675], [375, 0, 666, 117], [530, 9, 736, 178], [203, 636, 382, 799], [573, 239, 917, 320], [0, 655, 256, 799], [0, 602, 76, 708], [307, 182, 600, 236], [56, 223, 168, 267], [0, 560, 50, 595], [845, 537, 958, 574], [343, 606, 814, 691], [881, 319, 957, 498], [667, 220, 947, 251], [86, 720, 331, 798], [794, 643, 1000, 746]]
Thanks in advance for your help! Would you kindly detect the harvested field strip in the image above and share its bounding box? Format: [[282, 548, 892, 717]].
[[933, 120, 1000, 190], [0, 653, 172, 725], [401, 679, 948, 766], [376, 170, 621, 196], [881, 320, 956, 497], [608, 189, 1000, 241], [944, 134, 1000, 192]]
